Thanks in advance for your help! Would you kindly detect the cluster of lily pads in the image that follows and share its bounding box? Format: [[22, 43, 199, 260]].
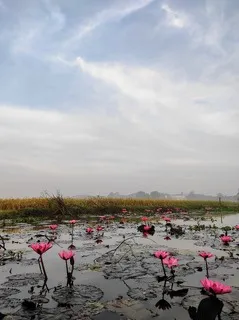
[[27, 219, 109, 287]]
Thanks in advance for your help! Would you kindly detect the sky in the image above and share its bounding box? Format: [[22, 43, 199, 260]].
[[0, 0, 239, 198]]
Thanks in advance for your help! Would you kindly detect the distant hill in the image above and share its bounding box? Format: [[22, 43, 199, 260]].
[[71, 194, 93, 199], [107, 191, 170, 199], [72, 190, 239, 202]]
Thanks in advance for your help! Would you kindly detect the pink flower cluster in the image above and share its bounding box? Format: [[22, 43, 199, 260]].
[[29, 242, 75, 261], [153, 250, 231, 295], [154, 250, 178, 268], [86, 226, 104, 234]]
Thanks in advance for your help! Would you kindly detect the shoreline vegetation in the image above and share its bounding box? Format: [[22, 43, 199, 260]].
[[0, 197, 238, 222]]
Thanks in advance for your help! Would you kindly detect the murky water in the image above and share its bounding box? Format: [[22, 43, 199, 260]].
[[174, 213, 239, 226], [0, 216, 239, 319]]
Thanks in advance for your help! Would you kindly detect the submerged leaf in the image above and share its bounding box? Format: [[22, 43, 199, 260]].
[[167, 288, 189, 298]]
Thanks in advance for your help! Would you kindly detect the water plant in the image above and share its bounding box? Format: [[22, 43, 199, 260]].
[[49, 224, 58, 231], [220, 235, 232, 245], [58, 250, 75, 287], [163, 256, 178, 277], [96, 225, 103, 232], [86, 227, 94, 234], [199, 251, 214, 278], [49, 224, 58, 240], [154, 250, 169, 278], [68, 219, 76, 249], [201, 278, 231, 295], [29, 242, 52, 280], [137, 224, 155, 237]]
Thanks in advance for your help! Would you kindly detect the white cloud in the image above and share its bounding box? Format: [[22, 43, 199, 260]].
[[63, 0, 155, 47], [161, 3, 187, 28], [73, 55, 239, 134], [160, 1, 238, 57], [48, 55, 239, 176]]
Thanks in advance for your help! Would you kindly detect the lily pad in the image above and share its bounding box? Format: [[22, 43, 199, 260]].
[[2, 273, 44, 287], [127, 287, 157, 300], [0, 297, 22, 309], [0, 288, 21, 298], [52, 284, 104, 305]]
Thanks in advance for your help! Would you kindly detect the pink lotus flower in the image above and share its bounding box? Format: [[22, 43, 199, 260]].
[[154, 250, 169, 260], [200, 278, 231, 294], [144, 225, 151, 231], [86, 227, 94, 234], [163, 257, 178, 268], [199, 251, 214, 259], [59, 250, 75, 260], [109, 215, 115, 219], [122, 208, 127, 213], [235, 225, 239, 230], [141, 216, 148, 222], [70, 220, 76, 224], [49, 224, 58, 230], [143, 232, 148, 237], [29, 242, 53, 255], [99, 216, 106, 220], [96, 226, 103, 231], [220, 235, 232, 244], [164, 217, 171, 222]]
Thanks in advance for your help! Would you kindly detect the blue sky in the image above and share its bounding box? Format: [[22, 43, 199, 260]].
[[0, 0, 239, 197]]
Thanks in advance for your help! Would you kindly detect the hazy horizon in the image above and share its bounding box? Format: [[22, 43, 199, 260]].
[[0, 0, 239, 198]]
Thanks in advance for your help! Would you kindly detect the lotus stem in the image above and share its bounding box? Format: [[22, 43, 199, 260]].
[[160, 258, 167, 277], [205, 259, 209, 278], [38, 257, 43, 274], [40, 255, 48, 280], [71, 224, 74, 245], [65, 260, 69, 286], [162, 278, 167, 298]]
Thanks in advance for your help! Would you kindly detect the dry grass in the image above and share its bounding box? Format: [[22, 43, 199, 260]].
[[0, 197, 237, 211]]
